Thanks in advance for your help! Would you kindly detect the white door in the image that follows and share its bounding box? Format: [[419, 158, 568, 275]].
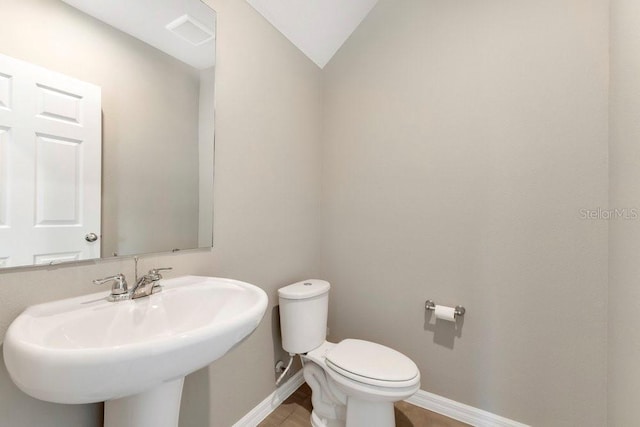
[[0, 53, 101, 267]]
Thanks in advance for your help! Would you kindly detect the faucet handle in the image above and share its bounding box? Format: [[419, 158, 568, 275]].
[[93, 273, 129, 295], [147, 267, 172, 280]]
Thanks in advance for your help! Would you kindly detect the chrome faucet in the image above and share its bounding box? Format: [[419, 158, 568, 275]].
[[130, 267, 172, 299], [93, 267, 172, 301], [93, 273, 131, 302]]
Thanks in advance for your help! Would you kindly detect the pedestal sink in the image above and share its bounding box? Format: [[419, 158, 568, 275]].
[[3, 276, 268, 427]]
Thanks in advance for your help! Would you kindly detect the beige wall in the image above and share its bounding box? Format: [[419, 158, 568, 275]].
[[0, 0, 621, 426], [0, 1, 322, 427], [0, 0, 201, 259], [195, 0, 322, 424], [609, 0, 640, 424], [321, 0, 609, 425]]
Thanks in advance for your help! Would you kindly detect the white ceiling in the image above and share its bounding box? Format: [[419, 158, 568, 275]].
[[61, 0, 216, 70], [246, 0, 379, 68], [60, 0, 375, 70]]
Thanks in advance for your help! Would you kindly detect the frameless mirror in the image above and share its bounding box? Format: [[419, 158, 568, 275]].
[[0, 0, 216, 269]]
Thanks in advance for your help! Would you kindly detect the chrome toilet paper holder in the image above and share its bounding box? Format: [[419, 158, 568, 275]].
[[424, 300, 466, 318]]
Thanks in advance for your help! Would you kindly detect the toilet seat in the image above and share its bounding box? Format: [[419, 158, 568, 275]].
[[303, 339, 421, 421], [325, 339, 419, 388]]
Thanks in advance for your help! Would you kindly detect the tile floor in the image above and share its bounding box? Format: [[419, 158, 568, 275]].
[[258, 384, 471, 427]]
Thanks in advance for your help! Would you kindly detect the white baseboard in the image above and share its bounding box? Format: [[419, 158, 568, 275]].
[[233, 373, 527, 427], [405, 389, 529, 427], [232, 370, 305, 427]]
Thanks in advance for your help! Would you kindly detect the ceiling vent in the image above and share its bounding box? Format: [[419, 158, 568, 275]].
[[166, 14, 214, 46]]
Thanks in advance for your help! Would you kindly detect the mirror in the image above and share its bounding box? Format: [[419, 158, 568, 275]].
[[0, 0, 216, 269]]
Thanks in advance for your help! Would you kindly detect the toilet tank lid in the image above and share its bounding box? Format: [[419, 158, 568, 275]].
[[278, 280, 330, 300]]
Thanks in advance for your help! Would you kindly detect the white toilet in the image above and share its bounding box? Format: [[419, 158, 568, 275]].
[[278, 280, 420, 427]]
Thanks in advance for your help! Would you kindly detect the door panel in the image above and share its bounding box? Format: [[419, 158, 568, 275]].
[[33, 252, 81, 266], [35, 134, 81, 225], [0, 126, 9, 227], [0, 53, 101, 267], [36, 83, 83, 125]]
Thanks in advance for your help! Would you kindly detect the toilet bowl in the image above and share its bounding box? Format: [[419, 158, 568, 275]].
[[278, 280, 420, 427]]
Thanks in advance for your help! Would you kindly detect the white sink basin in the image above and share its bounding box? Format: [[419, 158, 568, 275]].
[[3, 275, 268, 427]]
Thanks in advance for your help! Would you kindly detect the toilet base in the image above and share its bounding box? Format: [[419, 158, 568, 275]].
[[309, 399, 396, 427], [345, 397, 395, 427], [311, 410, 345, 427]]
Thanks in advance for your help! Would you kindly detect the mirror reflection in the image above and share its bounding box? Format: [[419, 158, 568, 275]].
[[0, 0, 216, 269]]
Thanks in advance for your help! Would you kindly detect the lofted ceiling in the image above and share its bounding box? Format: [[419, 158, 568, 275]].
[[246, 0, 379, 68], [61, 0, 216, 69], [60, 0, 376, 70]]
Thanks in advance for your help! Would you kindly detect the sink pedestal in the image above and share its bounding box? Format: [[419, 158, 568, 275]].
[[104, 378, 184, 427]]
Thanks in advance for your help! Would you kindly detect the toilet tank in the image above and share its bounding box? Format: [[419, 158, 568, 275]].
[[278, 280, 330, 354]]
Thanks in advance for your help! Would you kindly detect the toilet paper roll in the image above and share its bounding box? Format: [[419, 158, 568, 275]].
[[434, 305, 457, 322]]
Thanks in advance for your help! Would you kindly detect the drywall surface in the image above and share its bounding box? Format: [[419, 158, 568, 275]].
[[195, 0, 323, 425], [609, 0, 640, 424], [321, 0, 608, 425], [0, 0, 322, 426]]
